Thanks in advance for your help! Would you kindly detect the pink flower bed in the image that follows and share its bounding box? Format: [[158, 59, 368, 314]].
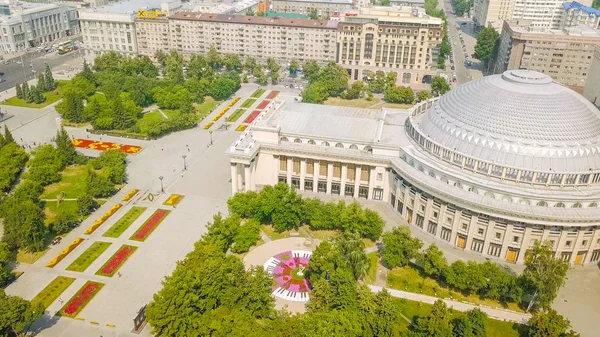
[[130, 209, 170, 241], [61, 282, 103, 317], [243, 110, 261, 124], [257, 100, 269, 110], [266, 91, 279, 99], [271, 251, 312, 293], [97, 245, 136, 276]]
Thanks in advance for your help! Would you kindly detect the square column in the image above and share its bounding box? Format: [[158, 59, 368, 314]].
[[286, 157, 293, 185], [368, 166, 376, 200], [299, 159, 307, 191], [326, 162, 333, 195], [340, 163, 348, 196], [313, 160, 319, 192], [354, 165, 362, 198], [230, 163, 238, 195], [244, 164, 251, 192]]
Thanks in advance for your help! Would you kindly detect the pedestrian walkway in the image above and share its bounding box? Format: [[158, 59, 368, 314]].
[[368, 285, 531, 324]]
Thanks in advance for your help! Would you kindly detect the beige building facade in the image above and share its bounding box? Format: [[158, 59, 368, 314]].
[[135, 18, 169, 57], [79, 11, 138, 57], [228, 71, 600, 266], [583, 45, 600, 107], [494, 20, 600, 88], [270, 0, 354, 17], [336, 6, 444, 86], [473, 0, 515, 31]]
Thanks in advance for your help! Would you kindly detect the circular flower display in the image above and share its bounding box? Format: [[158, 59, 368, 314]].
[[264, 250, 312, 302]]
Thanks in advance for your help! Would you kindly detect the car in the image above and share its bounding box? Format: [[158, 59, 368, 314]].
[[451, 65, 455, 70], [299, 85, 304, 90], [15, 61, 22, 65], [0, 72, 4, 76], [0, 79, 5, 83], [294, 84, 299, 89], [466, 60, 472, 66], [52, 236, 63, 245]]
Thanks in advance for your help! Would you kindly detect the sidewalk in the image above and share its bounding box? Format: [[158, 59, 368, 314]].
[[369, 285, 531, 324]]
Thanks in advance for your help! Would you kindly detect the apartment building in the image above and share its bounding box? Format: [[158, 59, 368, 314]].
[[336, 6, 444, 85], [560, 2, 600, 31], [494, 20, 600, 88], [270, 0, 354, 18], [157, 13, 338, 63], [583, 45, 600, 107], [473, 0, 515, 31], [0, 2, 79, 52], [135, 17, 168, 57]]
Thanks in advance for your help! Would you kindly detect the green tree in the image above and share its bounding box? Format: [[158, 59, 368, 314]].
[[385, 72, 398, 89], [231, 219, 261, 253], [83, 97, 102, 122], [55, 127, 77, 165], [289, 59, 300, 76], [417, 90, 431, 102], [452, 308, 487, 337], [223, 54, 243, 72], [37, 72, 46, 92], [154, 49, 168, 67], [383, 86, 414, 104], [431, 75, 451, 96], [77, 193, 99, 216], [528, 309, 578, 337], [85, 169, 114, 197], [301, 82, 329, 103], [368, 71, 386, 93], [342, 81, 366, 100], [1, 196, 47, 251], [21, 82, 29, 102], [4, 125, 14, 145], [308, 9, 319, 20], [0, 143, 28, 193], [88, 150, 127, 184], [254, 183, 304, 231], [15, 83, 23, 98], [227, 191, 260, 218], [409, 299, 454, 337], [0, 242, 14, 286], [165, 56, 185, 83], [474, 26, 500, 69], [335, 231, 369, 281], [81, 59, 96, 84], [0, 290, 44, 337], [25, 144, 65, 186], [418, 244, 448, 279], [44, 63, 56, 90], [381, 227, 423, 268], [207, 46, 223, 70], [53, 209, 78, 234], [180, 99, 194, 114], [112, 95, 135, 130], [302, 60, 321, 82], [522, 240, 569, 310], [245, 56, 258, 72]]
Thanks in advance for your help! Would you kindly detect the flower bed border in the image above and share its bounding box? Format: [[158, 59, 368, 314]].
[[72, 139, 142, 154], [204, 121, 214, 130], [243, 110, 261, 124], [95, 244, 137, 277], [59, 281, 104, 318], [130, 209, 171, 242], [256, 100, 270, 110], [163, 194, 184, 206], [122, 189, 139, 201], [228, 97, 240, 107], [266, 91, 279, 100], [83, 203, 123, 235], [236, 124, 248, 132], [46, 238, 84, 268]]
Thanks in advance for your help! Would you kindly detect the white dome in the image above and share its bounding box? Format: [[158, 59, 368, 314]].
[[413, 70, 600, 173]]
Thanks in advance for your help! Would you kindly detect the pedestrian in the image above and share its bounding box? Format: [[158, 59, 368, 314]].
[[180, 172, 183, 177], [161, 147, 163, 151], [187, 148, 190, 152], [117, 272, 121, 278]]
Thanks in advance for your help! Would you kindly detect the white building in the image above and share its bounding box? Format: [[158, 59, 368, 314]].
[[584, 45, 600, 107], [0, 1, 79, 52], [560, 1, 600, 31], [228, 70, 600, 266]]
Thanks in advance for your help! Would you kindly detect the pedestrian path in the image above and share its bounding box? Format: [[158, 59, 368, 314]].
[[368, 285, 531, 324]]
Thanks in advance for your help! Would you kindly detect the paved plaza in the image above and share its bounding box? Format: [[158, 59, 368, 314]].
[[0, 82, 597, 337]]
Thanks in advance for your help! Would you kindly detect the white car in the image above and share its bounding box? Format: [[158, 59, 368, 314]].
[[294, 84, 299, 89], [15, 61, 22, 65], [299, 85, 304, 90]]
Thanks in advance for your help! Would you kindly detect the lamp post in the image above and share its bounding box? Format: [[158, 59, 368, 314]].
[[159, 176, 164, 193], [209, 130, 213, 146], [182, 154, 187, 170]]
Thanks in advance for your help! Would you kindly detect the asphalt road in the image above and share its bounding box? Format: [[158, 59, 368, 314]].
[[0, 49, 83, 92]]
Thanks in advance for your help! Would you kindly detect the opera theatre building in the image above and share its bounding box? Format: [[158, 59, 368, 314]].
[[227, 70, 600, 266]]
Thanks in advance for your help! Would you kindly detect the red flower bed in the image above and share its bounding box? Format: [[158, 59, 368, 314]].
[[257, 100, 270, 110], [130, 209, 170, 241], [97, 245, 136, 276], [72, 139, 142, 154], [61, 281, 103, 317], [266, 91, 279, 99], [244, 110, 261, 124]]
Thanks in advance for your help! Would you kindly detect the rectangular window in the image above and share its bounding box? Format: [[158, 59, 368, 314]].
[[278, 176, 286, 183], [279, 156, 287, 171], [373, 188, 383, 200], [397, 201, 404, 215], [488, 243, 502, 257], [477, 228, 485, 236], [317, 181, 327, 192], [471, 239, 484, 253], [347, 164, 355, 181], [291, 178, 300, 189], [377, 173, 383, 181], [495, 232, 502, 240], [345, 185, 354, 196], [306, 159, 314, 175], [304, 180, 313, 191], [427, 221, 437, 235], [293, 158, 300, 174], [331, 183, 341, 195], [513, 236, 520, 244], [333, 162, 341, 179], [591, 249, 600, 262], [361, 165, 370, 181], [320, 161, 327, 176], [416, 214, 424, 228], [358, 186, 369, 198], [440, 227, 451, 242]]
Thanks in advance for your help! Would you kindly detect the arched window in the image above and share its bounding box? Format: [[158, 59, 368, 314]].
[[349, 144, 358, 150], [281, 137, 289, 142], [335, 143, 344, 148], [308, 140, 316, 145], [572, 202, 582, 208], [589, 202, 598, 207], [429, 171, 436, 178], [364, 146, 373, 153], [322, 141, 330, 146], [501, 195, 513, 203], [402, 72, 412, 84], [537, 201, 548, 207], [484, 191, 495, 199], [454, 182, 463, 189], [441, 177, 449, 184], [555, 202, 565, 208], [294, 138, 302, 143], [520, 198, 531, 205], [468, 187, 479, 194]]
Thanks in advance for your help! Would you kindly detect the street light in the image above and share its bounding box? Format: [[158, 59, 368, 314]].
[[209, 130, 213, 146], [182, 154, 187, 170], [159, 176, 164, 193]]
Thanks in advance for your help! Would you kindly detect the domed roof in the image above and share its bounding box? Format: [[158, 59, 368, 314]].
[[413, 70, 600, 173]]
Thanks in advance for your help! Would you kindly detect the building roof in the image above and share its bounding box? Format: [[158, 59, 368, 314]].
[[263, 11, 309, 19], [169, 12, 339, 29], [413, 70, 600, 172], [83, 0, 167, 14], [273, 0, 352, 4], [563, 1, 600, 17]]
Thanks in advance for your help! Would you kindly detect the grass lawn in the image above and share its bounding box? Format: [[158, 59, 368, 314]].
[[65, 241, 112, 272], [324, 97, 380, 108], [41, 165, 88, 199], [391, 298, 525, 337], [137, 110, 166, 135], [43, 200, 79, 225], [241, 98, 256, 108], [365, 252, 379, 284], [163, 109, 180, 119], [196, 96, 219, 119], [250, 88, 266, 98], [262, 225, 377, 247], [1, 90, 62, 108], [386, 265, 524, 312], [226, 108, 247, 122], [31, 276, 76, 309], [17, 248, 49, 264], [103, 206, 147, 238]]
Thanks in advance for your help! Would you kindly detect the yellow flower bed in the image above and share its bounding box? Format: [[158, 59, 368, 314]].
[[212, 107, 230, 122], [204, 122, 214, 130], [228, 97, 240, 107], [46, 238, 84, 268], [121, 189, 139, 202], [83, 204, 123, 235], [236, 124, 248, 132], [163, 194, 184, 206]]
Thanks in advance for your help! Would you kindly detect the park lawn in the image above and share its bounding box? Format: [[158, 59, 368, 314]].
[[250, 88, 266, 98], [196, 96, 218, 118], [66, 241, 112, 272], [137, 110, 165, 135], [103, 206, 147, 238], [43, 200, 79, 225], [391, 298, 524, 337], [226, 108, 246, 122], [163, 109, 180, 119], [386, 265, 524, 313], [324, 97, 380, 108], [31, 276, 76, 309], [1, 89, 62, 108], [241, 98, 256, 108], [16, 248, 49, 264], [262, 225, 377, 247], [41, 165, 88, 199], [365, 252, 379, 284]]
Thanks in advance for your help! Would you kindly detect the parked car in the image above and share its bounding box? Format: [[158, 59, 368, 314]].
[[52, 236, 63, 245]]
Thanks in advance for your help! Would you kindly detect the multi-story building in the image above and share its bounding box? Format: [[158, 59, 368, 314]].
[[560, 2, 600, 31], [336, 6, 444, 85], [151, 13, 338, 63], [583, 45, 600, 107], [511, 0, 565, 29], [473, 0, 515, 31], [228, 70, 600, 266], [494, 20, 600, 88], [0, 2, 79, 52], [135, 17, 168, 57], [270, 0, 354, 18]]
